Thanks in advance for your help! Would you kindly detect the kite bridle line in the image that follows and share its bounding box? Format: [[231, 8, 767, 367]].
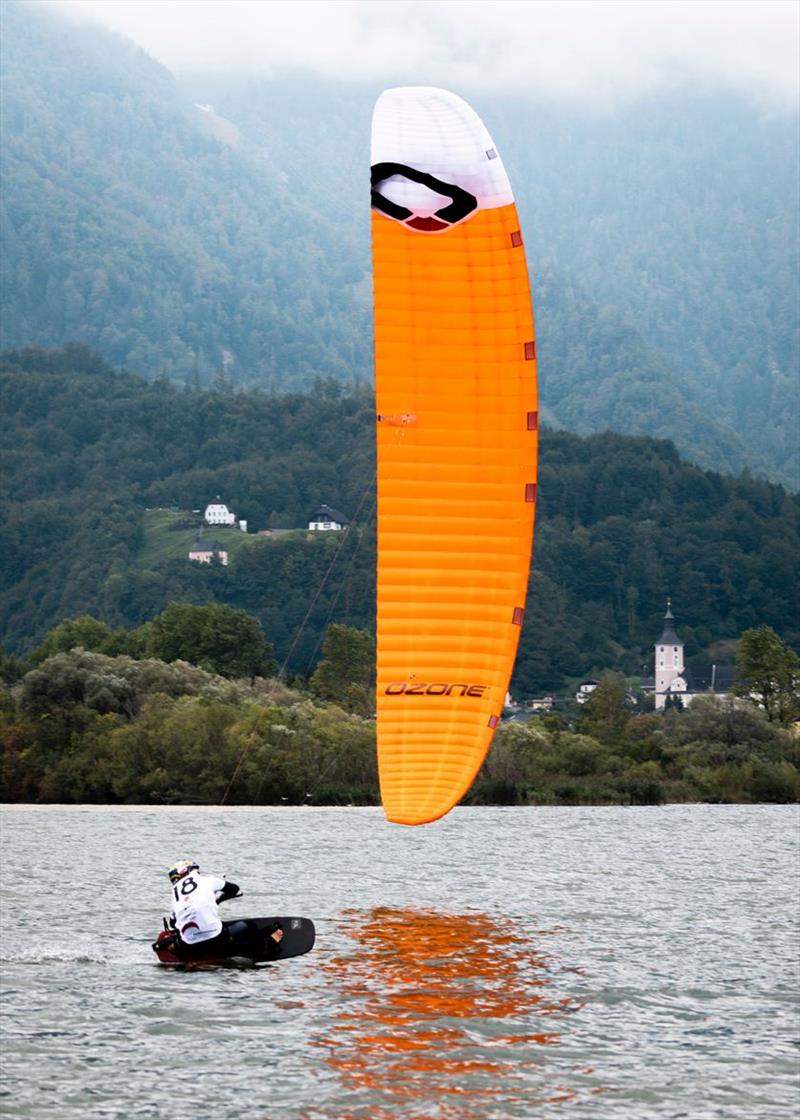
[[218, 469, 376, 807], [302, 484, 377, 677], [277, 469, 377, 683]]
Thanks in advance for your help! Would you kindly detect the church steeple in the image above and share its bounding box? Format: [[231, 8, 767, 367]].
[[657, 598, 682, 647], [654, 598, 685, 710]]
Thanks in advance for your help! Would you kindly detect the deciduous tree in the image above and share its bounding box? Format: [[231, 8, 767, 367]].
[[309, 624, 375, 715], [146, 602, 276, 680], [734, 626, 800, 724]]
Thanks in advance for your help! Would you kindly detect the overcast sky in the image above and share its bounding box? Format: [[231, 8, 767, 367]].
[[49, 0, 799, 109]]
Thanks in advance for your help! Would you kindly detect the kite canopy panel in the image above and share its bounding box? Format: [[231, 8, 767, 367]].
[[371, 87, 538, 826]]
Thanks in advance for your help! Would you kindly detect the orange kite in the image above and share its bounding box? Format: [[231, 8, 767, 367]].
[[372, 87, 538, 825]]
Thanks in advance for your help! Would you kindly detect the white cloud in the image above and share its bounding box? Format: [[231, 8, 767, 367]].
[[49, 0, 800, 108]]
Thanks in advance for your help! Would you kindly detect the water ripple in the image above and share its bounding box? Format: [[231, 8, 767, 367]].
[[0, 803, 797, 1119]]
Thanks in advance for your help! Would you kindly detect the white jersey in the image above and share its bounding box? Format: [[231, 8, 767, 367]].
[[170, 872, 226, 944]]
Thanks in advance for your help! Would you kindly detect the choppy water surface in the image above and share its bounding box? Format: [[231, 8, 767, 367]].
[[0, 805, 797, 1119]]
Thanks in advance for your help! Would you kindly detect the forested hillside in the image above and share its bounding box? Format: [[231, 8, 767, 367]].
[[0, 1, 369, 388], [2, 346, 797, 695], [1, 2, 797, 484]]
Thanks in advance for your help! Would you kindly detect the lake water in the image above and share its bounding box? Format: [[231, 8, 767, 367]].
[[0, 804, 798, 1119]]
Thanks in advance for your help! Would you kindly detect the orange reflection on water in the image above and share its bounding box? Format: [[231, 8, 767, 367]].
[[312, 907, 583, 1119]]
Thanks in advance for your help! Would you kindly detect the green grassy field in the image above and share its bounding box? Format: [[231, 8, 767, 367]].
[[138, 508, 263, 567]]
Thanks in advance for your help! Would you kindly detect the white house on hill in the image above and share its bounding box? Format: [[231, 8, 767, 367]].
[[204, 497, 236, 526], [309, 504, 350, 531]]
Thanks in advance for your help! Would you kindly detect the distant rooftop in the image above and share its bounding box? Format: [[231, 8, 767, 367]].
[[190, 540, 225, 552], [310, 504, 349, 524], [657, 599, 682, 645]]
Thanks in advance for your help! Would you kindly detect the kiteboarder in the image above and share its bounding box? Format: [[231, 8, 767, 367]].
[[164, 859, 284, 959]]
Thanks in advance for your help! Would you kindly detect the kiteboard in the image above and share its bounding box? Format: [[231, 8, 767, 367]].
[[152, 916, 315, 965]]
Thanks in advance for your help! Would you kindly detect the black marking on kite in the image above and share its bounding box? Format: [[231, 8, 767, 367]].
[[371, 162, 478, 230]]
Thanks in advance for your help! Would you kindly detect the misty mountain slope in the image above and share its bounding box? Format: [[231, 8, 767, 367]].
[[501, 95, 800, 488], [0, 1, 370, 387], [0, 2, 795, 484], [193, 75, 798, 485], [528, 262, 757, 477]]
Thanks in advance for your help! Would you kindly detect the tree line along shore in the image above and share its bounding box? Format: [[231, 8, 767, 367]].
[[2, 607, 797, 807]]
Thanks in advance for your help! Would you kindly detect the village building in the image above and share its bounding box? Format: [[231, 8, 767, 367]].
[[308, 504, 350, 532], [525, 697, 555, 712], [575, 679, 600, 704], [204, 497, 236, 526], [188, 539, 228, 566], [648, 601, 734, 710], [570, 604, 735, 710]]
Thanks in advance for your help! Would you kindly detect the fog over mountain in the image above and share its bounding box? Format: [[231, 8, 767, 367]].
[[51, 0, 799, 109], [2, 0, 798, 485]]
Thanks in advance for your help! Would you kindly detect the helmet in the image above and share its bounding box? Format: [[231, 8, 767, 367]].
[[168, 859, 199, 884]]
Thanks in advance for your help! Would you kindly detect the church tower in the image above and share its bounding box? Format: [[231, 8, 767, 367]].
[[654, 599, 686, 710]]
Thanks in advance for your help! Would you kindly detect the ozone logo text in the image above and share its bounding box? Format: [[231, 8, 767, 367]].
[[384, 683, 488, 697]]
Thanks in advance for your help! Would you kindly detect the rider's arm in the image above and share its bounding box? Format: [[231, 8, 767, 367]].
[[215, 879, 242, 904]]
